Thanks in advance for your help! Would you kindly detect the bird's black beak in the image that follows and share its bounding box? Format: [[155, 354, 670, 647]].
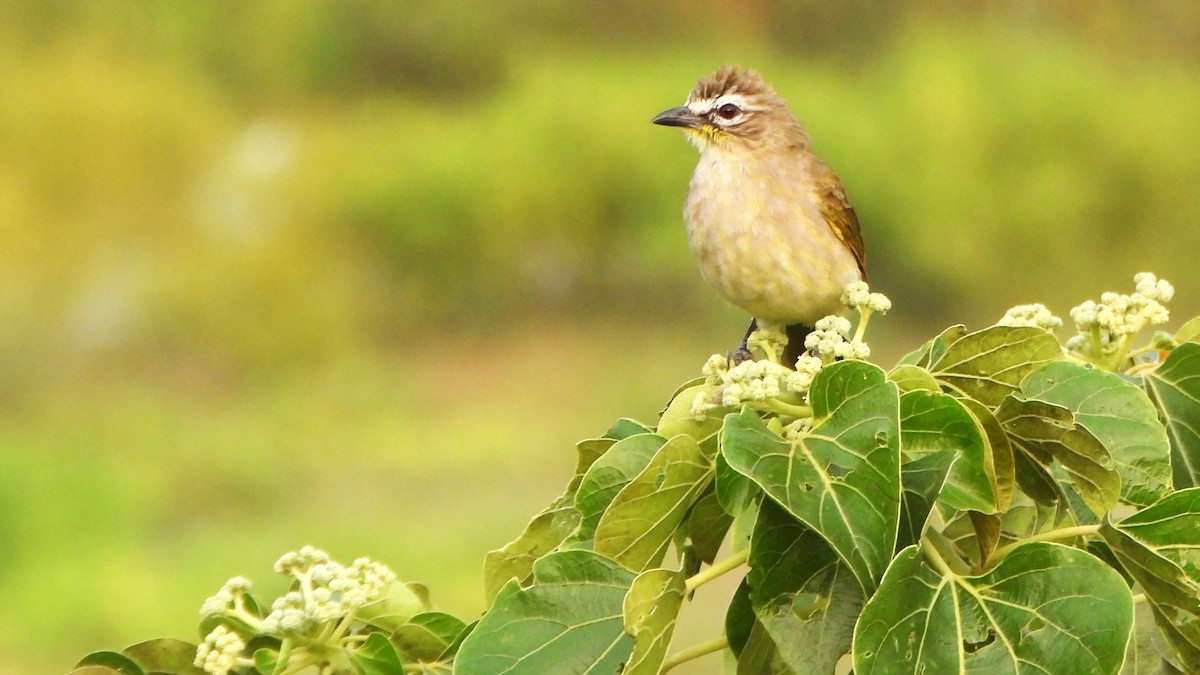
[[652, 106, 703, 129]]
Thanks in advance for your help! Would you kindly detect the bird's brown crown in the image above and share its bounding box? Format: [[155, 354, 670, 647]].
[[689, 66, 775, 103]]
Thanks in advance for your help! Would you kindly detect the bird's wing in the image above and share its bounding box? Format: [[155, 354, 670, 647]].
[[815, 171, 867, 280]]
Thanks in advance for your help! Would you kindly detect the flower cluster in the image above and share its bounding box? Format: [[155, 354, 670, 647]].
[[997, 303, 1062, 332], [804, 316, 870, 361], [199, 576, 253, 619], [194, 626, 247, 675], [842, 281, 892, 314], [1065, 273, 1174, 363], [195, 546, 398, 675], [745, 324, 789, 363], [690, 283, 890, 418], [694, 327, 802, 415], [259, 546, 397, 635]]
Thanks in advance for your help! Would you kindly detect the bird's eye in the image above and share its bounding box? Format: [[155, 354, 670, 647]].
[[716, 103, 741, 120]]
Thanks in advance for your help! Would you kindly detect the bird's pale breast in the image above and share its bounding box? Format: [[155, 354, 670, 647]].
[[683, 149, 861, 325]]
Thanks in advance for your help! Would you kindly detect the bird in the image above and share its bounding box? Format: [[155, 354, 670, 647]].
[[652, 66, 866, 365]]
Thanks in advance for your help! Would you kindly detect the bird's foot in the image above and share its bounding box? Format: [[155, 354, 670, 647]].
[[728, 318, 758, 365], [728, 346, 754, 365]]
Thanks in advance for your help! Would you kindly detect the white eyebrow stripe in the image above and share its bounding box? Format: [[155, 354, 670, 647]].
[[715, 93, 766, 112], [685, 93, 766, 116]]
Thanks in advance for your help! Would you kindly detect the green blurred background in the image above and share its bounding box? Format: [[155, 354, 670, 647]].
[[4, 2, 1200, 671]]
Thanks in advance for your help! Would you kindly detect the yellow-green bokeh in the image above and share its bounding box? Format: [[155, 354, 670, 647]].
[[3, 3, 1199, 672]]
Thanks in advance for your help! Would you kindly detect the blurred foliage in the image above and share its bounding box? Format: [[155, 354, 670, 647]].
[[2, 1, 1200, 672]]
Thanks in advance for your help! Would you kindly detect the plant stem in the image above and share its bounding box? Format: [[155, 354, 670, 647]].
[[225, 599, 265, 633], [229, 594, 265, 632], [685, 549, 749, 594], [853, 308, 873, 344], [1104, 334, 1132, 372], [1125, 365, 1154, 378], [1061, 351, 1090, 365], [271, 639, 294, 675], [990, 524, 1101, 562], [330, 608, 358, 643], [1126, 344, 1159, 359], [660, 636, 729, 673], [766, 398, 813, 419], [1088, 325, 1105, 366], [1125, 360, 1161, 378], [279, 653, 321, 675], [316, 620, 337, 644]]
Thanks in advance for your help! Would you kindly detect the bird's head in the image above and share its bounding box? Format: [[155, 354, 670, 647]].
[[652, 66, 810, 153]]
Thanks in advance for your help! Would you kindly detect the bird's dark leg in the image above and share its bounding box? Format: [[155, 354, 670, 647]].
[[729, 318, 758, 364]]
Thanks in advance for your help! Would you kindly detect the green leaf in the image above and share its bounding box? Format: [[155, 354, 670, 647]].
[[1117, 487, 1200, 561], [996, 395, 1121, 515], [1023, 361, 1171, 506], [747, 500, 862, 674], [483, 431, 622, 602], [853, 542, 1133, 674], [748, 498, 841, 608], [73, 652, 145, 675], [681, 484, 734, 565], [900, 389, 995, 512], [714, 449, 758, 516], [357, 581, 432, 633], [622, 569, 687, 675], [391, 612, 468, 663], [737, 622, 793, 674], [959, 397, 1016, 512], [482, 491, 581, 603], [604, 418, 655, 440], [968, 510, 1003, 567], [253, 648, 278, 675], [1175, 316, 1200, 345], [726, 577, 756, 657], [1122, 595, 1173, 674], [897, 451, 957, 551], [575, 438, 615, 478], [438, 618, 477, 662], [657, 383, 724, 442], [889, 363, 941, 392], [455, 550, 635, 675], [1151, 610, 1200, 675], [722, 360, 901, 594], [897, 325, 968, 368], [351, 632, 406, 675], [568, 433, 667, 547], [1144, 342, 1200, 488], [995, 491, 1076, 551], [121, 639, 205, 674], [930, 325, 1063, 407], [595, 434, 715, 570], [1101, 488, 1200, 670], [1011, 444, 1066, 507]]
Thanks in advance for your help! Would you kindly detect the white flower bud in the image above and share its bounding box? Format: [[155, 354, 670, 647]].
[[721, 383, 745, 408], [866, 292, 892, 314], [841, 281, 871, 309], [814, 315, 852, 336], [998, 303, 1062, 331], [195, 625, 246, 675]]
